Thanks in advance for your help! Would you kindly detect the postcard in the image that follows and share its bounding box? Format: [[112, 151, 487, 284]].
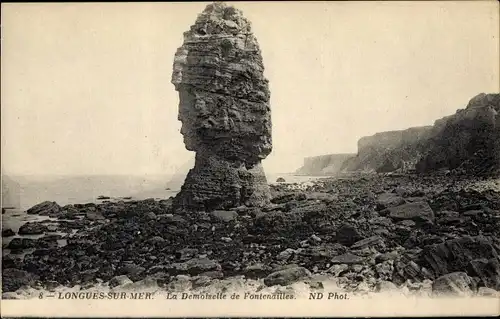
[[1, 1, 499, 317]]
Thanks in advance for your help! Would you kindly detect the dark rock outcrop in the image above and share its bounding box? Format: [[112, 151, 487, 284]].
[[421, 236, 500, 289], [298, 93, 500, 177], [27, 201, 62, 216], [383, 201, 435, 224], [18, 222, 48, 235], [2, 228, 16, 237], [7, 238, 37, 250], [171, 2, 272, 211], [416, 93, 500, 176]]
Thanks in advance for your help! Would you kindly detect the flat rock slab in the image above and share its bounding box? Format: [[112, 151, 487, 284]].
[[167, 258, 222, 276], [422, 235, 499, 284], [351, 235, 384, 250], [330, 253, 364, 265], [299, 244, 347, 260], [376, 193, 406, 210], [385, 201, 435, 223]]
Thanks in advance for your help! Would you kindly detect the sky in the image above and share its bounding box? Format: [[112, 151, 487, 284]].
[[2, 1, 499, 176]]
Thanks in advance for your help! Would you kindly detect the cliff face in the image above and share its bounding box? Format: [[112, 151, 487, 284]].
[[297, 93, 500, 177], [171, 2, 272, 211], [416, 93, 500, 176], [295, 154, 355, 175], [341, 126, 433, 173]]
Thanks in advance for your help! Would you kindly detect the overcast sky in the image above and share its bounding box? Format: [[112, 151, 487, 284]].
[[2, 1, 499, 176]]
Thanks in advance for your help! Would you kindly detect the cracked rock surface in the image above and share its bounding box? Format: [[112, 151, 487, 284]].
[[171, 2, 272, 211]]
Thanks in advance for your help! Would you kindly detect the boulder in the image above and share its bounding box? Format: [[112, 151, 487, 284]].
[[422, 236, 499, 286], [335, 224, 363, 247], [7, 238, 36, 250], [109, 275, 133, 288], [167, 258, 221, 276], [376, 193, 406, 210], [2, 228, 15, 237], [18, 222, 47, 235], [326, 264, 349, 276], [27, 201, 61, 216], [467, 258, 500, 290], [385, 201, 435, 223], [264, 266, 311, 286], [432, 272, 475, 296]]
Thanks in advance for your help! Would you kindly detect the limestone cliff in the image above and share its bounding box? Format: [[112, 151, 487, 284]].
[[297, 93, 500, 177], [171, 2, 272, 211], [295, 154, 355, 175], [341, 126, 433, 173], [416, 93, 500, 176]]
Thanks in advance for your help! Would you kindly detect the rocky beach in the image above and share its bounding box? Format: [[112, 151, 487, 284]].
[[2, 1, 499, 307], [2, 172, 500, 299]]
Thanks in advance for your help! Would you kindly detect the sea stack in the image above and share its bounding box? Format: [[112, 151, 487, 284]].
[[171, 2, 272, 211]]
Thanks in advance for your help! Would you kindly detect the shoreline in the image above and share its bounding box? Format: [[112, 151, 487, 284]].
[[2, 173, 500, 300]]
